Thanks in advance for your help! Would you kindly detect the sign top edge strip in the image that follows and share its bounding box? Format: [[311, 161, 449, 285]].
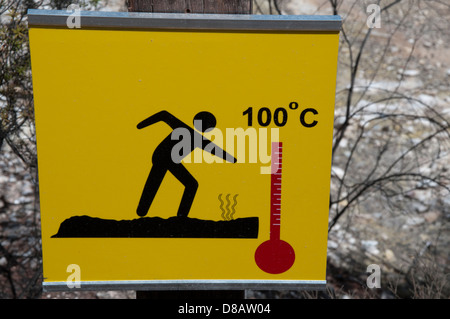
[[27, 9, 342, 31]]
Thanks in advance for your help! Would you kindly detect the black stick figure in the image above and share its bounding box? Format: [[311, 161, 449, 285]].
[[136, 110, 237, 218]]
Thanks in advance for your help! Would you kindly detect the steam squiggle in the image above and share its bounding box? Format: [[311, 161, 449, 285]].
[[218, 194, 226, 220], [230, 194, 238, 220], [225, 194, 231, 220]]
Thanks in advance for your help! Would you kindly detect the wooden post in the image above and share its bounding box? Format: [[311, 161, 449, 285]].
[[127, 0, 252, 14], [127, 0, 252, 299]]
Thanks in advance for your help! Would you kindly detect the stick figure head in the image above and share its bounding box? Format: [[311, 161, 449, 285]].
[[193, 111, 216, 133]]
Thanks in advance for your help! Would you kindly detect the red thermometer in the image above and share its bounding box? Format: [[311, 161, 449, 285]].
[[255, 142, 295, 274]]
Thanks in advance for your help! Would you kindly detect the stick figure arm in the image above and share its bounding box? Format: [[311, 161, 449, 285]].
[[137, 110, 185, 130], [202, 139, 237, 163]]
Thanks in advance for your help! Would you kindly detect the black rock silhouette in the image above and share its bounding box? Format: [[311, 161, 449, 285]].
[[52, 215, 259, 238]]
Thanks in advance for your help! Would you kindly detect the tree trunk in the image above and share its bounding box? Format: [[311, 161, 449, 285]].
[[127, 0, 252, 14]]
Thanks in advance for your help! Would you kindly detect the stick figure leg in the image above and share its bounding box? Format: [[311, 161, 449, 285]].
[[137, 163, 167, 217], [168, 163, 198, 218]]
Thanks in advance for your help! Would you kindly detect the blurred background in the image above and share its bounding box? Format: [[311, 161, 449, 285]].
[[0, 0, 449, 298]]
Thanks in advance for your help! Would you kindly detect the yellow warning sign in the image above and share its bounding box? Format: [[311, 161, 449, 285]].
[[29, 10, 341, 290]]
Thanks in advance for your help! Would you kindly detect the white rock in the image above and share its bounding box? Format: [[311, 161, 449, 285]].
[[403, 69, 420, 77], [328, 240, 338, 249], [332, 166, 345, 179], [412, 202, 429, 213], [418, 94, 436, 105], [406, 216, 425, 226], [334, 116, 346, 128], [361, 240, 380, 255]]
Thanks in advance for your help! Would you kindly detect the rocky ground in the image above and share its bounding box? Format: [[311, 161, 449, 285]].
[[1, 0, 449, 299], [288, 0, 450, 299]]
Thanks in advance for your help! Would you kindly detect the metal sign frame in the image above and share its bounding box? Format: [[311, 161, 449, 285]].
[[28, 10, 341, 292], [28, 9, 341, 31]]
